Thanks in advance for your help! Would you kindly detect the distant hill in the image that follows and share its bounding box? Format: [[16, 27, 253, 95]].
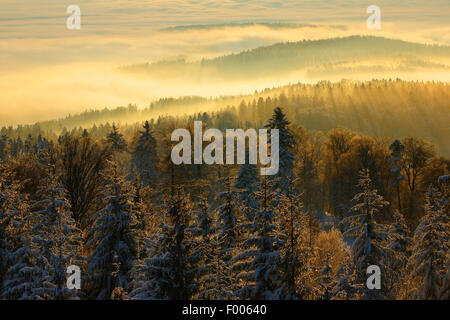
[[120, 36, 450, 81]]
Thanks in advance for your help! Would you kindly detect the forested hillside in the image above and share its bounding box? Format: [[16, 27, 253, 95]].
[[3, 80, 449, 156], [121, 36, 450, 81], [0, 104, 448, 300]]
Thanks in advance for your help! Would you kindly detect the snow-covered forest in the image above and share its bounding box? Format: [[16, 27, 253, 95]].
[[0, 102, 448, 300]]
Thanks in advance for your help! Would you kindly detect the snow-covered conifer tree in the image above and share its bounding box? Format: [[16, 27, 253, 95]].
[[389, 140, 405, 212], [129, 168, 154, 260], [277, 187, 306, 299], [342, 169, 390, 300], [86, 161, 137, 299], [0, 164, 42, 300], [216, 177, 240, 265], [2, 244, 46, 300], [191, 196, 234, 299], [30, 176, 83, 299], [106, 124, 127, 152], [192, 196, 214, 244], [232, 176, 283, 299], [317, 253, 334, 300], [331, 260, 363, 300], [143, 188, 200, 300], [234, 153, 259, 222], [131, 121, 158, 186], [387, 210, 411, 297], [408, 186, 448, 299], [264, 107, 296, 196]]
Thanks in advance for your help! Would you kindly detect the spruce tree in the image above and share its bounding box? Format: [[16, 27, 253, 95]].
[[216, 177, 240, 265], [408, 186, 448, 299], [277, 187, 306, 299], [0, 164, 15, 291], [342, 169, 390, 300], [234, 155, 259, 222], [389, 140, 405, 212], [129, 168, 154, 260], [106, 124, 127, 152], [2, 243, 46, 299], [86, 161, 137, 299], [30, 176, 83, 299], [0, 197, 44, 299], [193, 196, 235, 299], [387, 210, 411, 297], [264, 107, 296, 196], [0, 164, 40, 299], [317, 253, 334, 300], [131, 121, 158, 187], [232, 176, 283, 299], [145, 188, 200, 300], [331, 260, 363, 300]]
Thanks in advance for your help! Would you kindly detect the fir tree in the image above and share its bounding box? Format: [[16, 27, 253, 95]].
[[0, 164, 36, 299], [201, 234, 234, 299], [317, 253, 334, 300], [232, 176, 283, 299], [277, 187, 305, 299], [387, 210, 411, 297], [144, 188, 200, 300], [129, 168, 154, 260], [86, 161, 137, 299], [131, 121, 158, 187], [191, 196, 214, 244], [331, 260, 363, 300], [408, 186, 448, 299], [264, 107, 296, 196], [30, 177, 83, 299], [389, 140, 405, 212], [342, 169, 390, 300], [193, 196, 234, 299], [234, 154, 259, 222], [106, 124, 127, 152], [192, 196, 215, 298], [0, 187, 44, 299], [216, 177, 240, 265], [2, 243, 46, 300], [0, 164, 15, 290]]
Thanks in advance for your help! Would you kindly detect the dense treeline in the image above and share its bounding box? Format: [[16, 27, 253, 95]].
[[2, 80, 449, 156], [0, 107, 448, 300]]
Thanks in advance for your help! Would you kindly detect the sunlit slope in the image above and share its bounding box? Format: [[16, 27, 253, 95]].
[[7, 80, 449, 157], [121, 36, 450, 81]]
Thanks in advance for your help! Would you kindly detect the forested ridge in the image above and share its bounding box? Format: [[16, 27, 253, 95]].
[[0, 103, 448, 299], [121, 36, 450, 80], [3, 79, 449, 156]]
